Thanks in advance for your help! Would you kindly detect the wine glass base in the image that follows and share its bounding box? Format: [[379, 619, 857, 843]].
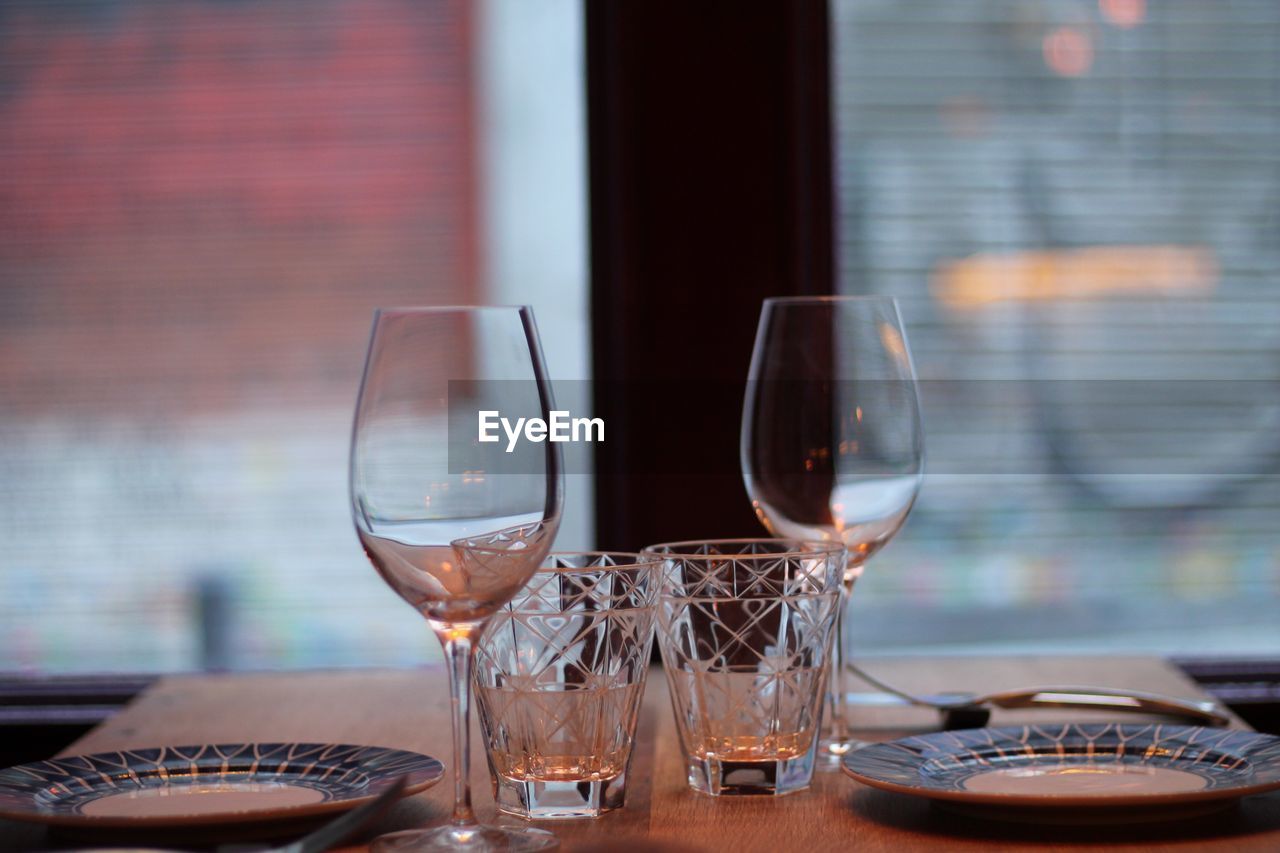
[[372, 823, 559, 852]]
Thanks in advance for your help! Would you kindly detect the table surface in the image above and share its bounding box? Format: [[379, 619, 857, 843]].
[[4, 656, 1280, 852]]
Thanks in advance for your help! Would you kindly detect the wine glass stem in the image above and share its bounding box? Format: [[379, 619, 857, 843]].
[[828, 587, 852, 746], [441, 632, 478, 827]]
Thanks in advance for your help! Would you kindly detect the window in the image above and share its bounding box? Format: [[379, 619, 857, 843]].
[[833, 0, 1280, 654], [0, 0, 587, 671]]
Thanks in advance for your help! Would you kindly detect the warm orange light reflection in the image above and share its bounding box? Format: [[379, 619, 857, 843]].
[[878, 322, 907, 364], [1043, 26, 1093, 77], [933, 245, 1217, 310], [1100, 0, 1145, 29]]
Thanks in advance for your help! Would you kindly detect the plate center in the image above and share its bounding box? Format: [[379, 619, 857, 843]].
[[80, 780, 327, 818], [961, 763, 1209, 796]]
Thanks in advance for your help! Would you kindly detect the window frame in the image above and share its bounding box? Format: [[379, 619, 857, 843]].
[[586, 0, 836, 550]]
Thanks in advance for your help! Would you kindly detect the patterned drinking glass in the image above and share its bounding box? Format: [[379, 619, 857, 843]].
[[474, 552, 660, 819], [642, 539, 844, 796]]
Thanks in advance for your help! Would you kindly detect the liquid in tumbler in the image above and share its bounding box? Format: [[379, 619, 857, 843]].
[[478, 681, 644, 785]]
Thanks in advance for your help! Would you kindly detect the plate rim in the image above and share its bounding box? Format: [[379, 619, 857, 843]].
[[841, 724, 1280, 809], [0, 741, 445, 828]]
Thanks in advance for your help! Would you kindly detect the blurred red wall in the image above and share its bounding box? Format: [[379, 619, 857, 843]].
[[0, 0, 478, 416]]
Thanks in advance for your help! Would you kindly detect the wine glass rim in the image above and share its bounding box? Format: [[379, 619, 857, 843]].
[[763, 295, 899, 306], [372, 304, 532, 316], [640, 538, 846, 559]]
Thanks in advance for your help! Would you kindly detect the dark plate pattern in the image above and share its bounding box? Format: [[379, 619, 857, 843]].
[[843, 724, 1280, 808], [0, 742, 444, 827]]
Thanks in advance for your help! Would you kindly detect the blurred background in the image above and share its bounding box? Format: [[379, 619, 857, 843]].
[[833, 0, 1280, 656], [0, 0, 589, 671], [1, 0, 1278, 673]]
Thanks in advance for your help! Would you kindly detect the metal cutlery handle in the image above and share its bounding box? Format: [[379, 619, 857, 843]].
[[981, 686, 1231, 726], [847, 662, 1232, 727]]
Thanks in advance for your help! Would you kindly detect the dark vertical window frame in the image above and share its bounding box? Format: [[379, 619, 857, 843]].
[[586, 0, 835, 550]]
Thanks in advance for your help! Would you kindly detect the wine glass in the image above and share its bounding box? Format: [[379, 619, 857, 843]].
[[741, 296, 923, 761], [350, 306, 563, 851]]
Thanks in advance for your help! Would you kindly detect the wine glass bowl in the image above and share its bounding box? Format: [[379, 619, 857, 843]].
[[360, 520, 557, 625], [350, 306, 563, 851], [741, 296, 924, 758]]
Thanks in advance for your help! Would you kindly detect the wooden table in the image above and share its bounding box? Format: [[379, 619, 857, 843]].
[[4, 657, 1279, 851]]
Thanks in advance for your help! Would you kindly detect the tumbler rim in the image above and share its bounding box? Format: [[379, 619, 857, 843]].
[[640, 538, 846, 560], [538, 550, 665, 573]]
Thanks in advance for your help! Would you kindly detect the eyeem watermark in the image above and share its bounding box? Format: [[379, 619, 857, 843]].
[[478, 410, 604, 453]]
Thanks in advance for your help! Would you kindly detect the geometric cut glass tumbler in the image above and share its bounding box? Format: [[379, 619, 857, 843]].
[[643, 540, 844, 796], [474, 553, 659, 819]]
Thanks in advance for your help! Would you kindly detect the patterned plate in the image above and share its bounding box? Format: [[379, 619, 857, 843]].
[[0, 742, 444, 828], [843, 724, 1280, 810]]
